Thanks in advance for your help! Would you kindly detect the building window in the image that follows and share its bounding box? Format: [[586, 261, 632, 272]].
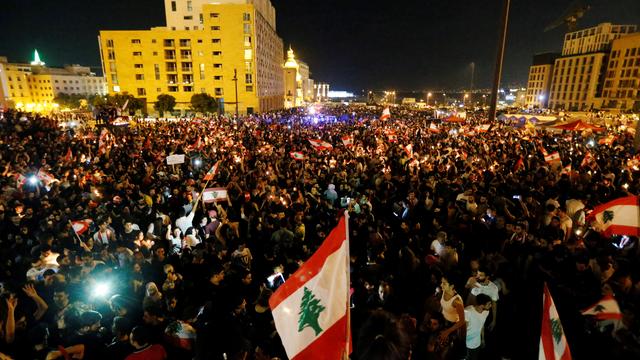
[[137, 88, 146, 96], [214, 75, 222, 80], [180, 50, 192, 59], [136, 74, 144, 80], [165, 50, 176, 59], [212, 38, 221, 43], [166, 62, 177, 72], [153, 51, 158, 56], [243, 13, 251, 21], [108, 50, 116, 60], [215, 88, 223, 96], [211, 26, 220, 31], [244, 61, 252, 72], [183, 86, 193, 92], [243, 23, 250, 34], [246, 85, 253, 92], [210, 13, 219, 18], [184, 16, 193, 20], [181, 62, 193, 72], [131, 39, 141, 44], [197, 39, 203, 44], [164, 39, 175, 47], [199, 64, 205, 80], [134, 64, 144, 68], [213, 51, 221, 56], [179, 39, 191, 47], [213, 63, 222, 68], [244, 36, 251, 47], [168, 86, 178, 92], [171, 0, 176, 11], [106, 39, 114, 47], [133, 51, 142, 56], [154, 64, 161, 80], [183, 74, 193, 83], [245, 74, 252, 84], [244, 49, 252, 60], [167, 74, 178, 83]]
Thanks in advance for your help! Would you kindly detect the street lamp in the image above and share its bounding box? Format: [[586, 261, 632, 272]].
[[427, 92, 432, 106]]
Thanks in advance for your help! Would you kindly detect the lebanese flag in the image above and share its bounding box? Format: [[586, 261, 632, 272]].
[[387, 131, 397, 143], [539, 283, 572, 360], [581, 295, 622, 320], [545, 152, 561, 164], [581, 152, 593, 167], [98, 128, 109, 155], [561, 164, 572, 175], [63, 147, 73, 163], [15, 174, 27, 188], [202, 187, 228, 202], [380, 107, 391, 120], [191, 136, 203, 151], [72, 219, 93, 235], [475, 124, 491, 132], [270, 214, 351, 360], [290, 151, 307, 161], [598, 135, 616, 146], [341, 135, 354, 147], [309, 139, 333, 151], [203, 161, 220, 181], [586, 195, 640, 237], [404, 144, 413, 157], [514, 157, 524, 173], [429, 123, 440, 133], [37, 169, 58, 186]]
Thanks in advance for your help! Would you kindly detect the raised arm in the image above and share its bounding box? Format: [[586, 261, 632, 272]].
[[22, 284, 49, 321]]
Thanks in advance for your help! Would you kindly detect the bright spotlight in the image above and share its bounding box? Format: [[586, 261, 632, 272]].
[[28, 176, 38, 185], [308, 106, 316, 115], [194, 158, 202, 167], [92, 282, 111, 298]]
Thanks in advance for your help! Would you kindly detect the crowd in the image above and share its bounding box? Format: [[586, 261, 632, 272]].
[[0, 105, 639, 360]]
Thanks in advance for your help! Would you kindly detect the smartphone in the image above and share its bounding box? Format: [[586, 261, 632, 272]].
[[513, 195, 521, 200], [267, 273, 285, 289]]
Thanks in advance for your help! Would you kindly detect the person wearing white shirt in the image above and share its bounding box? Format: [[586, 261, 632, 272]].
[[464, 294, 493, 360], [465, 268, 499, 331]]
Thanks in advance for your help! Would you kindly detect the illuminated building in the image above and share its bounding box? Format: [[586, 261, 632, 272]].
[[601, 32, 640, 111], [0, 50, 106, 111], [314, 82, 329, 102], [547, 23, 637, 111], [525, 53, 558, 108], [99, 0, 284, 115]]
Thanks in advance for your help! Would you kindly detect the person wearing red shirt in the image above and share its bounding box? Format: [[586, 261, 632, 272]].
[[125, 326, 167, 360]]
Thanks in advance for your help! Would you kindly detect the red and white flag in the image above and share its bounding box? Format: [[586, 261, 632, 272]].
[[72, 219, 93, 235], [63, 147, 73, 163], [581, 152, 594, 168], [202, 187, 228, 202], [290, 152, 307, 161], [308, 139, 333, 151], [545, 152, 561, 164], [586, 195, 640, 237], [581, 294, 622, 321], [387, 131, 397, 143], [98, 128, 110, 155], [191, 136, 203, 151], [270, 214, 351, 360], [514, 157, 525, 173], [598, 135, 616, 146], [561, 164, 572, 175], [429, 123, 440, 133], [475, 124, 491, 132], [203, 161, 220, 181], [37, 169, 58, 186], [404, 144, 413, 157], [15, 174, 27, 188], [539, 283, 572, 360], [380, 107, 391, 120], [341, 135, 354, 147]]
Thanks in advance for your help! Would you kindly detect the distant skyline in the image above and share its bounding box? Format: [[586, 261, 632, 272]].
[[0, 0, 639, 91]]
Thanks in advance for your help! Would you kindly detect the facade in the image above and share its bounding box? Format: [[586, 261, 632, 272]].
[[314, 82, 329, 102], [601, 33, 640, 111], [283, 47, 302, 108], [100, 0, 284, 115], [525, 53, 558, 108], [562, 23, 637, 56], [0, 51, 105, 111], [542, 23, 638, 111]]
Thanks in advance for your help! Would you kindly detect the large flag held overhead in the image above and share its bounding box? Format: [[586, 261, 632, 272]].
[[270, 214, 351, 360], [586, 195, 640, 237], [429, 123, 440, 133], [308, 139, 334, 151], [380, 107, 391, 120], [545, 151, 561, 164], [540, 283, 572, 360], [203, 161, 220, 181], [581, 151, 594, 167], [290, 151, 307, 161], [71, 219, 93, 235]]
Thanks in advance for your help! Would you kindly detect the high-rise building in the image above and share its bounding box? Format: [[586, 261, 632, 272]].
[[525, 53, 558, 108], [601, 32, 640, 111], [0, 51, 106, 111], [546, 23, 638, 111], [99, 0, 284, 115]]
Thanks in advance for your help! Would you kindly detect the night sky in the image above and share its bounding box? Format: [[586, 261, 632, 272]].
[[1, 0, 638, 91]]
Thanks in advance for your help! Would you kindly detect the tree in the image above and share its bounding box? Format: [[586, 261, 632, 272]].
[[155, 94, 176, 117], [298, 287, 325, 336], [190, 93, 217, 115], [54, 93, 83, 109]]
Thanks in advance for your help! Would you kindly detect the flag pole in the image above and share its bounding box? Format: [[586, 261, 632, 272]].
[[68, 220, 87, 250]]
